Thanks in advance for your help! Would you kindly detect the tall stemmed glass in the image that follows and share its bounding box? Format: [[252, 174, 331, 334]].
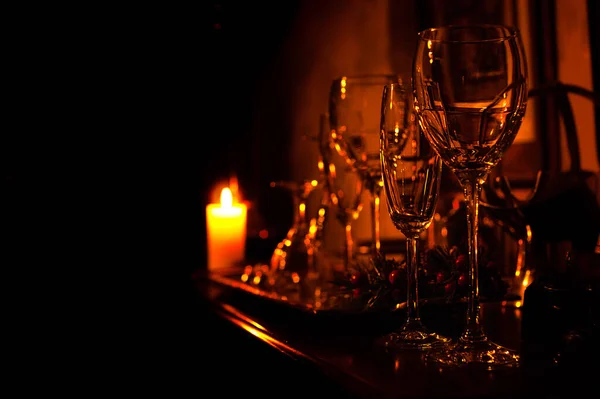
[[269, 179, 320, 298], [319, 112, 364, 275], [379, 82, 451, 350], [329, 75, 402, 259], [413, 25, 528, 368]]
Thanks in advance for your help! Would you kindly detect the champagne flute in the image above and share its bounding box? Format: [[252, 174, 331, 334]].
[[329, 75, 403, 259], [379, 82, 451, 350], [413, 24, 528, 368]]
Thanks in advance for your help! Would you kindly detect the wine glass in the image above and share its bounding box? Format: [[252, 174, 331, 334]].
[[413, 25, 528, 368], [319, 111, 365, 276], [269, 179, 321, 299], [329, 74, 403, 260], [379, 82, 451, 350]]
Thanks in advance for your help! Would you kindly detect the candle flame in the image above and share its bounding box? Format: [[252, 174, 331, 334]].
[[220, 187, 233, 208]]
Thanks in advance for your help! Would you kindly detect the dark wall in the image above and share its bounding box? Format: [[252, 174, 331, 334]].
[[587, 0, 600, 166], [415, 0, 505, 30], [188, 1, 303, 274]]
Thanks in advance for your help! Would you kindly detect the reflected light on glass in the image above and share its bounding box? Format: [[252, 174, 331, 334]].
[[330, 193, 339, 206], [318, 159, 324, 172], [291, 272, 300, 284], [522, 270, 531, 287], [515, 239, 524, 277]]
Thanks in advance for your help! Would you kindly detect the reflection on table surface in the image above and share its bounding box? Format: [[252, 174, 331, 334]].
[[196, 270, 599, 399]]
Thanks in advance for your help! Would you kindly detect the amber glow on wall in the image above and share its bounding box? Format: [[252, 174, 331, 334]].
[[556, 0, 598, 176]]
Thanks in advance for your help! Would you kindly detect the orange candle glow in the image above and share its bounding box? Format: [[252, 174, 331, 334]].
[[206, 187, 247, 271]]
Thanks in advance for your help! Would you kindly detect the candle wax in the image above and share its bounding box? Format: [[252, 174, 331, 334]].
[[206, 188, 247, 271]]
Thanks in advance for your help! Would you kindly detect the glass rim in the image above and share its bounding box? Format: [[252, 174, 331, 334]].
[[417, 24, 520, 44]]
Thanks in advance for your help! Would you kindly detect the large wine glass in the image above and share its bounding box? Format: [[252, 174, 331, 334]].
[[413, 25, 528, 368], [319, 112, 364, 276], [379, 82, 451, 350], [329, 75, 403, 260]]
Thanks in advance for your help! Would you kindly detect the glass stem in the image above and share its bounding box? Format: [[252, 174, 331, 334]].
[[461, 174, 486, 343], [370, 184, 382, 258], [315, 194, 329, 247], [293, 194, 302, 229], [405, 235, 421, 323], [344, 220, 354, 271]]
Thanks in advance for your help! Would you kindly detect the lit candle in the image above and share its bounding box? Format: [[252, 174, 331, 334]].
[[206, 187, 247, 271]]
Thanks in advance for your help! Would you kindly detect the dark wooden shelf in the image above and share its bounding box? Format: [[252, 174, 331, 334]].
[[194, 269, 599, 399]]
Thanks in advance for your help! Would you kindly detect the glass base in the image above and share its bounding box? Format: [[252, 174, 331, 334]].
[[426, 337, 520, 370], [269, 270, 324, 302], [379, 320, 451, 351]]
